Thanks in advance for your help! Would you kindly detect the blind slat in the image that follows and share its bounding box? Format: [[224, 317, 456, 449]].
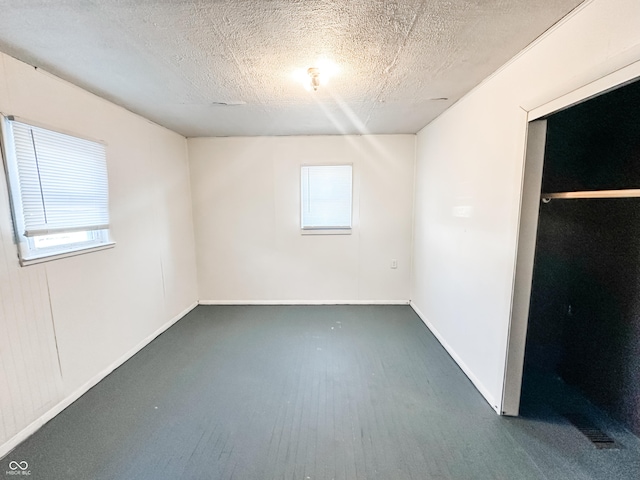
[[9, 121, 110, 237], [301, 165, 352, 228]]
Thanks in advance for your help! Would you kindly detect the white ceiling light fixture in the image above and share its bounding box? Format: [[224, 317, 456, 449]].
[[307, 67, 321, 91], [293, 59, 340, 92]]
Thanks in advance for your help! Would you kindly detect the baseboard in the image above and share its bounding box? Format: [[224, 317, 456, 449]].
[[0, 301, 198, 459], [198, 299, 410, 305], [409, 301, 499, 413]]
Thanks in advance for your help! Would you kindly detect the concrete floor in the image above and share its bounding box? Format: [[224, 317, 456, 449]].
[[2, 305, 639, 479]]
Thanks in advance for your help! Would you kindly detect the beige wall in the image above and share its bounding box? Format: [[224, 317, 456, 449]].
[[411, 0, 640, 412], [0, 53, 198, 455], [189, 135, 415, 303], [4, 0, 639, 457]]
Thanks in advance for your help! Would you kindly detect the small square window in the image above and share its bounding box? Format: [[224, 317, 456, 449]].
[[301, 164, 352, 232], [1, 116, 113, 265]]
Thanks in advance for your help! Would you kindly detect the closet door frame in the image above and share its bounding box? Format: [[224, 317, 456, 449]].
[[502, 60, 640, 416]]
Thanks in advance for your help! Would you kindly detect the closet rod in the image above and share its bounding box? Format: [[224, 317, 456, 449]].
[[541, 189, 640, 201]]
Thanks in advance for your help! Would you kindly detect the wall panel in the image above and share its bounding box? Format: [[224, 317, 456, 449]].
[[0, 52, 198, 455], [189, 135, 415, 303], [411, 0, 640, 412]]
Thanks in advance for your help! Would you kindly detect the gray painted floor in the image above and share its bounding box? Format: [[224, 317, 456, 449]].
[[2, 305, 639, 479]]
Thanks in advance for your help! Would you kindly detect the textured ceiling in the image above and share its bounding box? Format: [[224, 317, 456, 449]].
[[0, 0, 583, 137]]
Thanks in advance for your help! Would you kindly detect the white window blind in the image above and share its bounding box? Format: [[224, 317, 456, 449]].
[[8, 119, 109, 237], [301, 165, 352, 229]]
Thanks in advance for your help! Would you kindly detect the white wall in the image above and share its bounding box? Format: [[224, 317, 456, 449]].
[[189, 135, 415, 303], [0, 53, 198, 455], [411, 0, 640, 412]]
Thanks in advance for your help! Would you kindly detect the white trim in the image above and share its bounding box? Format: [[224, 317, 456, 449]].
[[409, 301, 498, 412], [2, 114, 107, 146], [301, 228, 352, 235], [20, 242, 115, 266], [502, 119, 548, 417], [529, 60, 640, 120], [419, 0, 596, 131], [500, 60, 640, 417], [479, 0, 597, 91], [198, 299, 410, 306], [0, 301, 198, 459]]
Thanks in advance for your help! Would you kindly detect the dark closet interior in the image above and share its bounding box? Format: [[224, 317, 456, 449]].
[[522, 78, 640, 438]]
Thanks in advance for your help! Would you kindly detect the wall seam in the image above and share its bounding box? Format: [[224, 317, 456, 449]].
[[408, 133, 418, 302], [44, 267, 63, 381]]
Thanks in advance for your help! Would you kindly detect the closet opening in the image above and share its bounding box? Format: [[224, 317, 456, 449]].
[[519, 77, 640, 442]]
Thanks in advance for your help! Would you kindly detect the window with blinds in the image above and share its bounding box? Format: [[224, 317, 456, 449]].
[[301, 165, 352, 231], [1, 116, 113, 264]]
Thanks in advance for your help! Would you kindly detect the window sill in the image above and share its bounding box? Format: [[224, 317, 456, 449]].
[[20, 242, 115, 266], [301, 228, 352, 236]]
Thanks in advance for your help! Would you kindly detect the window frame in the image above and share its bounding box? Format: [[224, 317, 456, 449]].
[[300, 163, 353, 235], [0, 115, 114, 266]]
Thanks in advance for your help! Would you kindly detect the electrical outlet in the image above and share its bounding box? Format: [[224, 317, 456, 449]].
[[391, 259, 397, 269]]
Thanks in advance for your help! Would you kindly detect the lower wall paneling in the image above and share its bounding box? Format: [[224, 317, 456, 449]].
[[0, 302, 197, 458]]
